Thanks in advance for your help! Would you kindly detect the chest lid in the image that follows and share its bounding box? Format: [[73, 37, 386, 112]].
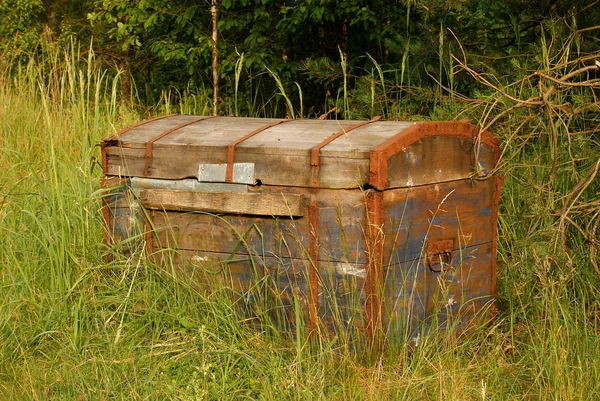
[[101, 115, 499, 190]]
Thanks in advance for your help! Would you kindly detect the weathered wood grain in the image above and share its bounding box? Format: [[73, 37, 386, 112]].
[[104, 138, 493, 189], [104, 145, 370, 187], [115, 115, 203, 144], [140, 189, 306, 216], [149, 209, 311, 259], [146, 186, 367, 263]]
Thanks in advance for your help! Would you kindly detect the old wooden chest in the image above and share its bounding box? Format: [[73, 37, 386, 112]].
[[101, 116, 501, 342]]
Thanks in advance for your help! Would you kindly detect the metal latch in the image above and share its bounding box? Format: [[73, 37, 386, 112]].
[[198, 163, 255, 185], [426, 239, 455, 272]]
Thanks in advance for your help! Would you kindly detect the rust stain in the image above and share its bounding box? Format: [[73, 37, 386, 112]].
[[365, 190, 384, 347], [491, 176, 504, 301], [308, 200, 320, 329], [145, 210, 154, 256], [311, 116, 381, 187], [144, 116, 218, 177], [369, 121, 500, 190], [225, 119, 294, 182], [101, 142, 108, 175], [100, 177, 114, 261]]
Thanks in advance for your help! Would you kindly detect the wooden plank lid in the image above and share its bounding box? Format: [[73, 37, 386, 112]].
[[101, 116, 499, 189]]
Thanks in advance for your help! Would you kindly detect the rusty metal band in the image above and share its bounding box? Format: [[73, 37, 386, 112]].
[[491, 176, 504, 301], [308, 200, 320, 329], [310, 116, 381, 187], [102, 115, 179, 175], [365, 190, 384, 346], [144, 116, 218, 177], [369, 121, 501, 190], [101, 142, 109, 175], [100, 177, 115, 261], [105, 114, 178, 142], [225, 119, 293, 182], [145, 211, 154, 256]]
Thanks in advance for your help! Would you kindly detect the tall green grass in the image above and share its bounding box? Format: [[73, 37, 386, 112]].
[[1, 32, 599, 400]]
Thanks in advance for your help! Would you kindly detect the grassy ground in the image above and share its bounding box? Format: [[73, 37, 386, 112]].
[[1, 43, 599, 400]]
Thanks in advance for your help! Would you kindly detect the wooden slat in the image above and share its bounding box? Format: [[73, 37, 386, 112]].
[[140, 189, 306, 217], [147, 186, 367, 263], [103, 145, 371, 188], [104, 136, 494, 189], [318, 121, 413, 152], [150, 209, 311, 260], [156, 117, 284, 148], [116, 115, 203, 143], [110, 118, 408, 154]]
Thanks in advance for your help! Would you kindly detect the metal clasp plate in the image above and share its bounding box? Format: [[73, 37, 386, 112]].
[[198, 163, 255, 184]]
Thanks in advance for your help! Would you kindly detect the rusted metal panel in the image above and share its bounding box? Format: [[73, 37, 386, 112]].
[[369, 121, 500, 190], [101, 116, 501, 344], [382, 179, 495, 264]]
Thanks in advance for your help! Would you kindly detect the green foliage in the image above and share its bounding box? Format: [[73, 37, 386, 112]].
[[0, 0, 45, 53], [3, 0, 598, 117], [0, 0, 94, 59]]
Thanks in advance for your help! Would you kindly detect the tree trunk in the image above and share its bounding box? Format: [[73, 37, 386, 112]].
[[211, 0, 219, 116]]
